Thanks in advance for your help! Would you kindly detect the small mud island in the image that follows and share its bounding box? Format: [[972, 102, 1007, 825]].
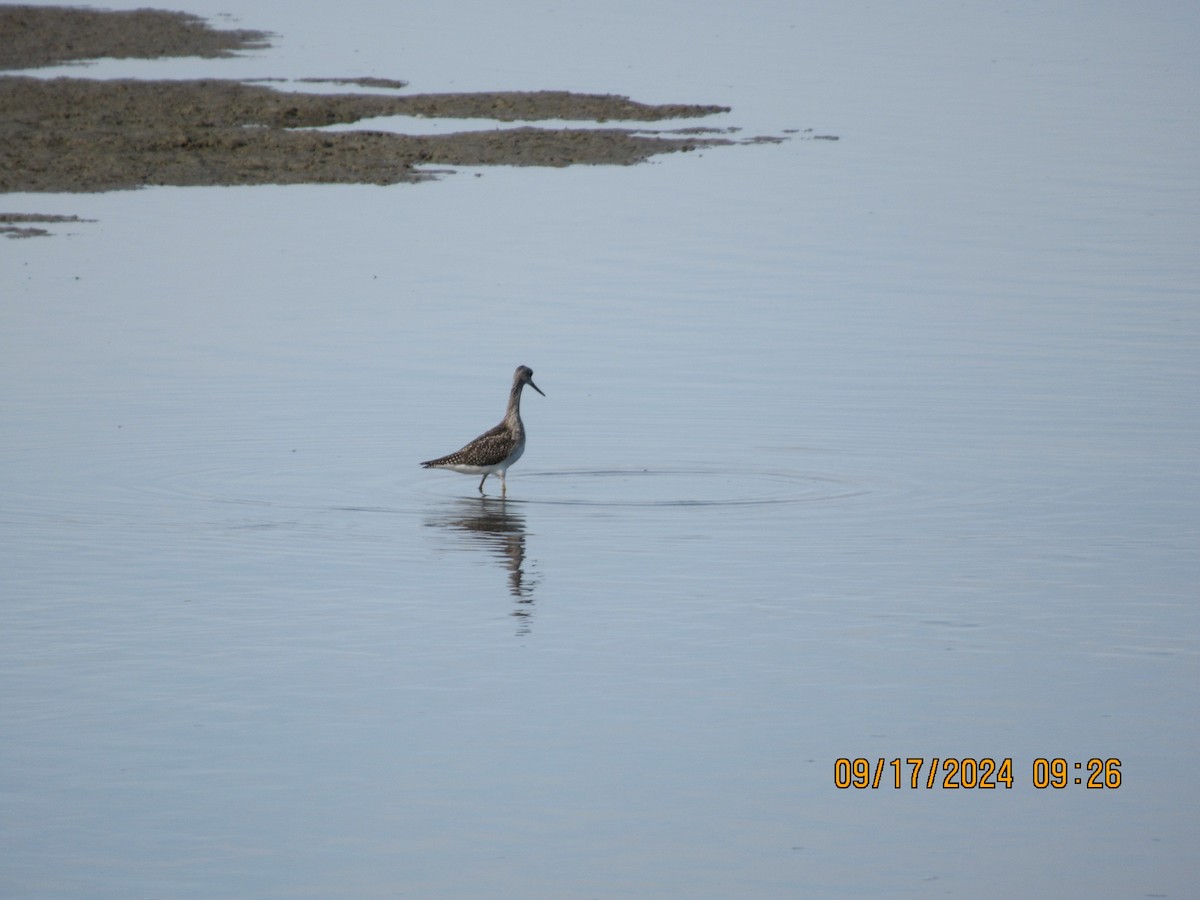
[[0, 4, 739, 194]]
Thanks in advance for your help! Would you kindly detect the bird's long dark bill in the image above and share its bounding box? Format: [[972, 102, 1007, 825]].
[[529, 380, 545, 396]]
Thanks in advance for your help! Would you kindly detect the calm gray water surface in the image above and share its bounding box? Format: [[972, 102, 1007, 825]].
[[3, 1, 1199, 897]]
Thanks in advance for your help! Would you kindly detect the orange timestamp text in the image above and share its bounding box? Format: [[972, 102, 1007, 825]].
[[833, 757, 1122, 790]]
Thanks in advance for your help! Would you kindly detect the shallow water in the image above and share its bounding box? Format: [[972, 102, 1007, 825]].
[[3, 1, 1199, 897]]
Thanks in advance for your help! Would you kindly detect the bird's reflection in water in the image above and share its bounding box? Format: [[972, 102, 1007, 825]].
[[424, 497, 539, 633]]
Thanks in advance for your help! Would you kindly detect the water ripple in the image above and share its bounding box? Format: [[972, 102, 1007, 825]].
[[420, 466, 869, 508]]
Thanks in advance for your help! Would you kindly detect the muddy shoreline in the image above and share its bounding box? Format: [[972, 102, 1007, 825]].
[[1, 4, 738, 196]]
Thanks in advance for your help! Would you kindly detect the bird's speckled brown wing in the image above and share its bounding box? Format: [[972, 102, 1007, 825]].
[[421, 422, 518, 469]]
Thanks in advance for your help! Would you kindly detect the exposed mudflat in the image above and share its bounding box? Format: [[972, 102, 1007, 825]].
[[0, 5, 272, 70], [0, 212, 93, 238], [0, 5, 737, 195]]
